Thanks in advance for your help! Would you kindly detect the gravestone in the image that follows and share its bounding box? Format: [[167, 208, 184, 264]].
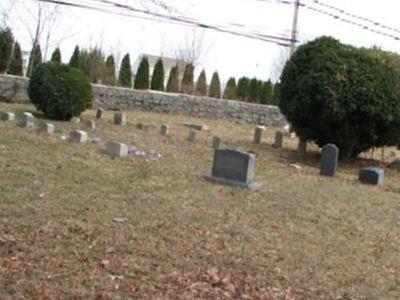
[[86, 120, 96, 130], [2, 112, 15, 121], [96, 108, 104, 119], [160, 125, 169, 135], [389, 158, 400, 171], [320, 144, 339, 177], [136, 123, 145, 130], [188, 130, 197, 142], [105, 141, 128, 158], [19, 112, 34, 128], [274, 131, 283, 148], [298, 140, 307, 154], [359, 167, 384, 186], [70, 130, 88, 143], [212, 136, 222, 149], [70, 117, 80, 124], [114, 112, 126, 125], [203, 149, 261, 190], [41, 123, 54, 134], [254, 126, 263, 144]]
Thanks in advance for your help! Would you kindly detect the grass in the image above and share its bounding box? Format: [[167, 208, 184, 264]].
[[1, 102, 400, 299]]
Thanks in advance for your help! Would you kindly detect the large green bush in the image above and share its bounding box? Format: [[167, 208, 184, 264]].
[[28, 62, 92, 120], [279, 36, 400, 157]]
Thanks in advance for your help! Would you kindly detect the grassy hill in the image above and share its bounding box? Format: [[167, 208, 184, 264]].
[[1, 103, 400, 299]]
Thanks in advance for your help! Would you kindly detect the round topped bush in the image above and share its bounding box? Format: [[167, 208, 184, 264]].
[[279, 36, 400, 158], [28, 62, 92, 120]]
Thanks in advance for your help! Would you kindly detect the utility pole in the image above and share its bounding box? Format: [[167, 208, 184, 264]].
[[289, 0, 301, 56]]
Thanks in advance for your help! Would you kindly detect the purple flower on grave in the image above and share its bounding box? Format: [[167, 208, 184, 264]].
[[128, 146, 137, 155]]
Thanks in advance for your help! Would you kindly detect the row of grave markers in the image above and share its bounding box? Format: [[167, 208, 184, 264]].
[[1, 110, 384, 189]]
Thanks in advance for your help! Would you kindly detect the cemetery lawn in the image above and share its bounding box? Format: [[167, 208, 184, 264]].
[[2, 103, 400, 300]]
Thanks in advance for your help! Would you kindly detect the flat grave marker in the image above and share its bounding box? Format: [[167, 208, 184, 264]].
[[70, 130, 88, 143], [105, 141, 128, 158], [359, 167, 384, 186]]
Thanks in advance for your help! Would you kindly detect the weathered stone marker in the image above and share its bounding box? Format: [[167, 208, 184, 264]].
[[160, 125, 169, 135], [298, 139, 307, 154], [203, 149, 261, 190], [389, 158, 400, 171], [359, 167, 384, 186], [70, 130, 88, 143], [274, 131, 283, 148], [136, 123, 144, 130], [114, 112, 126, 125], [2, 112, 15, 121], [320, 144, 339, 177], [41, 123, 54, 134], [86, 120, 96, 130], [96, 108, 104, 119], [254, 126, 263, 144], [188, 130, 197, 142], [212, 136, 222, 149], [105, 141, 128, 158], [19, 112, 35, 128], [70, 117, 80, 124]]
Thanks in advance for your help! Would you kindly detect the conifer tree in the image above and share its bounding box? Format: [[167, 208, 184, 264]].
[[51, 47, 61, 63], [223, 77, 237, 99], [134, 55, 149, 90], [195, 70, 207, 96], [248, 77, 259, 102], [180, 63, 194, 94], [237, 77, 250, 101], [166, 65, 179, 93], [260, 80, 273, 104], [104, 55, 116, 86], [9, 42, 23, 76], [0, 27, 14, 73], [151, 58, 164, 91], [118, 53, 132, 88], [69, 46, 80, 69], [208, 71, 221, 98], [272, 82, 280, 105], [27, 44, 42, 77]]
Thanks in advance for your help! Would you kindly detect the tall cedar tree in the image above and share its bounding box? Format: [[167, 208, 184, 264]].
[[151, 58, 164, 91], [272, 82, 280, 105], [223, 77, 237, 99], [209, 71, 221, 98], [27, 44, 42, 77], [118, 53, 132, 88], [0, 27, 14, 73], [104, 55, 116, 86], [69, 46, 80, 68], [248, 78, 259, 102], [180, 63, 194, 94], [134, 56, 150, 89], [51, 47, 62, 63], [79, 47, 105, 83], [166, 65, 179, 92], [9, 42, 23, 76], [237, 77, 250, 101], [260, 80, 273, 104], [195, 70, 207, 96]]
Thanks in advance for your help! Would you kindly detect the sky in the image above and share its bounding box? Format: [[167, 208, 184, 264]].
[[2, 0, 400, 83]]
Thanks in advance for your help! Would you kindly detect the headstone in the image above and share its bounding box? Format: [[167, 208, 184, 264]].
[[188, 130, 197, 142], [212, 136, 222, 149], [274, 131, 283, 148], [359, 167, 384, 186], [70, 130, 88, 143], [160, 125, 169, 135], [86, 120, 96, 130], [136, 123, 144, 130], [105, 141, 128, 158], [320, 144, 339, 177], [96, 108, 104, 119], [389, 158, 400, 171], [19, 112, 34, 128], [298, 140, 307, 154], [114, 112, 126, 125], [203, 149, 261, 190], [2, 112, 15, 121], [254, 126, 263, 144], [41, 123, 54, 134], [70, 117, 80, 124]]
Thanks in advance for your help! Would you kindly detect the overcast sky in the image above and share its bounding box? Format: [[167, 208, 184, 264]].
[[2, 0, 400, 83]]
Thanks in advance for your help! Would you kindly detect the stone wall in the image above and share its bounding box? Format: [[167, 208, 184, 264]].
[[0, 74, 286, 125]]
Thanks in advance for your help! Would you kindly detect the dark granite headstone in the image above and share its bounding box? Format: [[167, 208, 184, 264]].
[[203, 149, 261, 190], [359, 167, 384, 186], [320, 144, 339, 177]]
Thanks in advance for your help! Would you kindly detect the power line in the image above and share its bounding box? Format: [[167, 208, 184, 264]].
[[35, 0, 294, 46]]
